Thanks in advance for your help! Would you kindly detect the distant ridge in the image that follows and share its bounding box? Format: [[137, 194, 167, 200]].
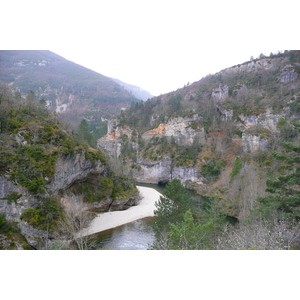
[[111, 77, 153, 101], [0, 50, 138, 131]]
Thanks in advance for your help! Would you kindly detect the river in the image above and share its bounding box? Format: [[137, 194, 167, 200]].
[[92, 184, 164, 250]]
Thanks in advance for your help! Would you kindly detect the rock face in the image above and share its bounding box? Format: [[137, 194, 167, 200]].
[[131, 157, 205, 188], [212, 84, 229, 102], [0, 150, 138, 248], [239, 109, 285, 153], [0, 175, 49, 249], [279, 65, 298, 83], [172, 166, 205, 189], [48, 152, 106, 194], [216, 106, 234, 121], [221, 58, 275, 75], [98, 119, 137, 158], [242, 133, 270, 153], [98, 115, 207, 188], [238, 110, 281, 132], [132, 158, 172, 184], [142, 115, 205, 147]]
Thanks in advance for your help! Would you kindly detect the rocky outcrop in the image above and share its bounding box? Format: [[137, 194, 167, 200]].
[[0, 175, 49, 249], [216, 105, 234, 121], [48, 151, 106, 194], [98, 139, 123, 158], [279, 65, 299, 83], [131, 157, 172, 184], [97, 115, 207, 188], [0, 150, 139, 248], [212, 84, 229, 102], [142, 115, 205, 147], [221, 58, 275, 75], [238, 109, 281, 132], [128, 157, 205, 188], [242, 133, 270, 153], [97, 119, 136, 158]]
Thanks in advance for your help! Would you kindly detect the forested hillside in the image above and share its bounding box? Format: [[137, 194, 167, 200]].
[[0, 85, 138, 249], [98, 51, 300, 249], [0, 50, 138, 138]]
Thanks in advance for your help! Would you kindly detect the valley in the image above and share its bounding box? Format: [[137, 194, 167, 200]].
[[0, 50, 300, 249]]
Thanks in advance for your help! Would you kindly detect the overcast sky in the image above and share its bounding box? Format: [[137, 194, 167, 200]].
[[2, 0, 299, 96]]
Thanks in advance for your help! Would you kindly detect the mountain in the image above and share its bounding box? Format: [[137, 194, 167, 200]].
[[98, 50, 300, 222], [111, 77, 153, 101], [0, 50, 139, 135]]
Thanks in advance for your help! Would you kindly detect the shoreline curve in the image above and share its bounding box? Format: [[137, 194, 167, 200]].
[[81, 186, 162, 236]]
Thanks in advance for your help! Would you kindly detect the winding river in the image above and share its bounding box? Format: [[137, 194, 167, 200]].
[[92, 184, 165, 250]]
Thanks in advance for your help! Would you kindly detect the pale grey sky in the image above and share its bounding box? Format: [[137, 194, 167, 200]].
[[2, 0, 298, 95]]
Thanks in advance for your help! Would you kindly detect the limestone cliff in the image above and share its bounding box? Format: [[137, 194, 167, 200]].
[[0, 150, 139, 249], [98, 115, 207, 188], [142, 115, 205, 146], [99, 51, 300, 221], [126, 156, 205, 188]]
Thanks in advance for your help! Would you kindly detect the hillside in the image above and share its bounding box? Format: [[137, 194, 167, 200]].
[[98, 50, 300, 222], [0, 50, 138, 136], [0, 85, 138, 249]]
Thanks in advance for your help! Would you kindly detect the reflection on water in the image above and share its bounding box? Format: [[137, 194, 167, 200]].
[[94, 218, 155, 250], [136, 182, 166, 195], [93, 184, 165, 250]]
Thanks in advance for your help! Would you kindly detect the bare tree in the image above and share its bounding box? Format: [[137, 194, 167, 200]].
[[59, 195, 94, 250], [216, 215, 300, 250]]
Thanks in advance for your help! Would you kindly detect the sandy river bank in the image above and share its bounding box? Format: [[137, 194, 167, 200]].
[[81, 186, 162, 236]]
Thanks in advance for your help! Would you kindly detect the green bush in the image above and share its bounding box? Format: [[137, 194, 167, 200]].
[[0, 214, 7, 228], [20, 198, 62, 231], [85, 149, 107, 164], [230, 157, 243, 178], [5, 192, 22, 204], [73, 176, 114, 203], [201, 159, 225, 181], [20, 208, 42, 227]]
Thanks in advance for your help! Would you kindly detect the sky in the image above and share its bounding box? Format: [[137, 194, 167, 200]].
[[1, 0, 299, 96]]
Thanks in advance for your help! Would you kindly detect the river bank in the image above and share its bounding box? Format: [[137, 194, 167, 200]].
[[81, 186, 162, 236]]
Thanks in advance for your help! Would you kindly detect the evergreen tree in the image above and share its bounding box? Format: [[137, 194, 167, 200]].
[[258, 142, 300, 219], [77, 119, 95, 147]]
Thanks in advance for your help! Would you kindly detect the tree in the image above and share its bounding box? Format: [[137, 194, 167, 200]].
[[168, 94, 182, 115], [154, 179, 193, 228], [59, 195, 94, 250], [257, 142, 300, 220], [163, 210, 213, 250], [152, 179, 206, 249], [217, 215, 300, 250], [77, 119, 95, 146]]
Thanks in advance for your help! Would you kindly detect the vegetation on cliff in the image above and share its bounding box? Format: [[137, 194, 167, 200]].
[[0, 85, 107, 195], [0, 85, 138, 249], [101, 51, 300, 249]]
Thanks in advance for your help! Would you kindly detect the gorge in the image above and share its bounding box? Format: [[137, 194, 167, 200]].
[[1, 50, 300, 250]]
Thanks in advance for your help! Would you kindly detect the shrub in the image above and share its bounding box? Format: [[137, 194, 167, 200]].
[[20, 208, 42, 227], [5, 192, 22, 204], [20, 198, 62, 231], [85, 149, 107, 164], [201, 159, 226, 181], [230, 157, 243, 178], [0, 214, 7, 228]]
